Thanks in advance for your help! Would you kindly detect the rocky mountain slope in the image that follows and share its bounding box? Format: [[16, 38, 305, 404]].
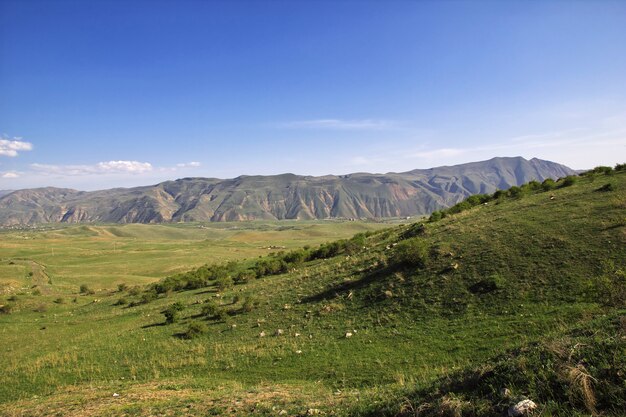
[[0, 157, 575, 225]]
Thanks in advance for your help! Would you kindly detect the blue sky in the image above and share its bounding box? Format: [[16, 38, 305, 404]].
[[1, 0, 625, 190]]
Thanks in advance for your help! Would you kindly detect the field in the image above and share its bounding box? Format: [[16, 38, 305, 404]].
[[0, 171, 624, 416], [0, 220, 396, 294]]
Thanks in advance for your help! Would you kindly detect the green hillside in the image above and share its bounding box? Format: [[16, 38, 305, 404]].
[[0, 168, 624, 416]]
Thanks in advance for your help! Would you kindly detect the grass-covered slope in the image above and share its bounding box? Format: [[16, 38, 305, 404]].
[[0, 169, 624, 416]]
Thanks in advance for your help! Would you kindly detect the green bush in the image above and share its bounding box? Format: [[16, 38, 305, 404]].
[[162, 301, 186, 324], [201, 300, 226, 320], [428, 210, 444, 222], [392, 238, 429, 268], [242, 296, 259, 312], [117, 283, 128, 292], [215, 275, 234, 291], [541, 178, 556, 191], [234, 270, 256, 285], [183, 321, 208, 339], [560, 175, 577, 187], [615, 163, 626, 171], [79, 284, 94, 295], [0, 303, 15, 314], [508, 185, 524, 198], [53, 297, 65, 304], [596, 183, 615, 192]]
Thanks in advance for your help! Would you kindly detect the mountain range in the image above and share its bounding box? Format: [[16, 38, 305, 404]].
[[0, 156, 576, 225]]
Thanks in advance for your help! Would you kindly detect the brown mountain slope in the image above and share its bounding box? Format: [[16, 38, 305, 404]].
[[0, 157, 575, 225]]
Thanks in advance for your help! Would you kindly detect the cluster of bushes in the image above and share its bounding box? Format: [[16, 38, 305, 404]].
[[242, 233, 368, 280], [153, 263, 237, 295], [427, 167, 620, 223], [141, 232, 370, 301]]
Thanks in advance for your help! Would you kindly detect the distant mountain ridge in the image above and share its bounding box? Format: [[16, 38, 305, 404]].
[[0, 157, 576, 225]]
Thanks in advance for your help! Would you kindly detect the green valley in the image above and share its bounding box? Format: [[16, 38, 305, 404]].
[[0, 168, 624, 417]]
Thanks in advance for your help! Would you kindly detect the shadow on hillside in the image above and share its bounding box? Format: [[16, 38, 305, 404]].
[[301, 265, 393, 303], [141, 322, 167, 329]]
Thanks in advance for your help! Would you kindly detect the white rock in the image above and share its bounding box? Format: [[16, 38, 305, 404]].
[[112, 393, 120, 397], [508, 399, 537, 417], [345, 332, 353, 338]]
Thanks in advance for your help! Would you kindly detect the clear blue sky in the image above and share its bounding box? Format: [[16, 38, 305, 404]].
[[1, 0, 625, 190]]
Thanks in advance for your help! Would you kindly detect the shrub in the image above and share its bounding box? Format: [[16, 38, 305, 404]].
[[117, 283, 128, 292], [183, 321, 208, 339], [596, 183, 615, 192], [7, 295, 18, 302], [79, 284, 94, 295], [492, 189, 507, 199], [402, 223, 427, 239], [234, 270, 255, 285], [560, 175, 577, 187], [283, 249, 307, 265], [138, 288, 158, 305], [128, 286, 141, 296], [242, 296, 259, 312], [31, 288, 41, 296], [162, 301, 186, 324], [588, 165, 613, 175], [201, 300, 226, 320], [392, 238, 429, 268], [215, 275, 234, 291], [0, 303, 15, 314], [53, 297, 65, 304], [34, 304, 47, 313], [508, 186, 524, 198], [429, 211, 444, 222], [541, 178, 557, 191], [114, 297, 128, 306], [469, 274, 506, 294], [615, 163, 626, 171], [524, 180, 542, 191]]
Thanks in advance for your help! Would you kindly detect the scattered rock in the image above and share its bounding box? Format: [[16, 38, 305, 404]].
[[383, 290, 393, 298], [259, 331, 266, 337], [278, 410, 288, 416], [500, 387, 511, 397], [345, 332, 353, 338], [275, 329, 284, 336], [306, 409, 322, 415], [112, 393, 120, 398], [508, 399, 537, 416]]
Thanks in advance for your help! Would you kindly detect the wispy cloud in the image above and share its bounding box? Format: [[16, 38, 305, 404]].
[[176, 161, 201, 168], [1, 172, 19, 179], [30, 160, 153, 176], [276, 119, 398, 130], [0, 136, 33, 157]]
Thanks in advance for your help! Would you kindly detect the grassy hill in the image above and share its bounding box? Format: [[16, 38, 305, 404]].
[[0, 168, 624, 416]]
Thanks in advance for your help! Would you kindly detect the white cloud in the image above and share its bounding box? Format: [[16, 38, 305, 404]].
[[1, 172, 19, 178], [277, 119, 397, 130], [96, 160, 152, 173], [0, 137, 33, 157], [176, 161, 201, 168], [30, 160, 153, 176]]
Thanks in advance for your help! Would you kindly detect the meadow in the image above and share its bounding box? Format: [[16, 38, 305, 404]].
[[0, 170, 624, 416], [0, 220, 395, 294]]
